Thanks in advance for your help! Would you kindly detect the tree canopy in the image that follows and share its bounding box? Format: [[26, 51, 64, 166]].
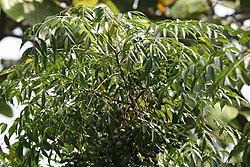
[[0, 6, 250, 166], [1, 0, 250, 119]]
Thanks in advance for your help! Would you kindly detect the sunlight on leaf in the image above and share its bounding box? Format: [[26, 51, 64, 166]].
[[0, 0, 24, 22], [0, 101, 13, 117], [73, 0, 99, 7]]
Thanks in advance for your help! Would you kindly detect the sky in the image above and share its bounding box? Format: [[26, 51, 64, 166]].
[[0, 36, 32, 60]]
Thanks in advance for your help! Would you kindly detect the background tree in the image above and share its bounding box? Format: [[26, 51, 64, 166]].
[[0, 6, 250, 166], [1, 0, 250, 42]]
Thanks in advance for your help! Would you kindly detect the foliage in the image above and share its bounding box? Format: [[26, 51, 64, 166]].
[[0, 0, 60, 24], [1, 0, 249, 80], [0, 102, 12, 117], [0, 6, 250, 166]]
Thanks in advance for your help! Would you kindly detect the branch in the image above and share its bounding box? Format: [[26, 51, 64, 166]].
[[0, 11, 24, 40]]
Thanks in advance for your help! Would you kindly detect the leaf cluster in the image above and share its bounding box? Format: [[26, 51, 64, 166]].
[[0, 6, 250, 166]]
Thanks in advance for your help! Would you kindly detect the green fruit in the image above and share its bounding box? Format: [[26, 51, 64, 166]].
[[112, 135, 119, 140], [123, 145, 129, 152], [156, 104, 161, 110], [116, 141, 122, 148], [117, 108, 123, 113], [149, 99, 156, 105], [100, 138, 106, 142]]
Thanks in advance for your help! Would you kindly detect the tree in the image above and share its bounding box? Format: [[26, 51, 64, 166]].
[[0, 6, 250, 166], [1, 1, 249, 116]]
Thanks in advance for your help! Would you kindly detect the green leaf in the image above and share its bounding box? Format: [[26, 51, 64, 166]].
[[42, 91, 46, 109], [43, 141, 52, 151], [42, 149, 49, 158], [206, 65, 215, 81], [0, 0, 24, 22], [239, 37, 250, 44], [0, 102, 13, 117], [0, 123, 7, 134], [167, 110, 173, 122], [4, 135, 10, 146], [190, 64, 196, 76], [96, 102, 105, 111], [34, 53, 40, 73], [77, 31, 88, 43], [182, 70, 188, 82], [215, 37, 230, 44], [236, 68, 250, 85], [243, 122, 250, 136], [103, 0, 119, 14], [172, 83, 181, 93], [201, 138, 207, 152], [16, 142, 23, 158], [224, 25, 235, 33], [8, 120, 18, 137], [145, 58, 152, 76], [73, 0, 99, 6], [23, 0, 60, 25], [64, 37, 71, 53], [199, 37, 213, 49], [85, 36, 91, 50], [142, 124, 147, 133], [214, 57, 222, 71], [158, 87, 165, 104], [170, 0, 206, 18], [200, 71, 206, 83]]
